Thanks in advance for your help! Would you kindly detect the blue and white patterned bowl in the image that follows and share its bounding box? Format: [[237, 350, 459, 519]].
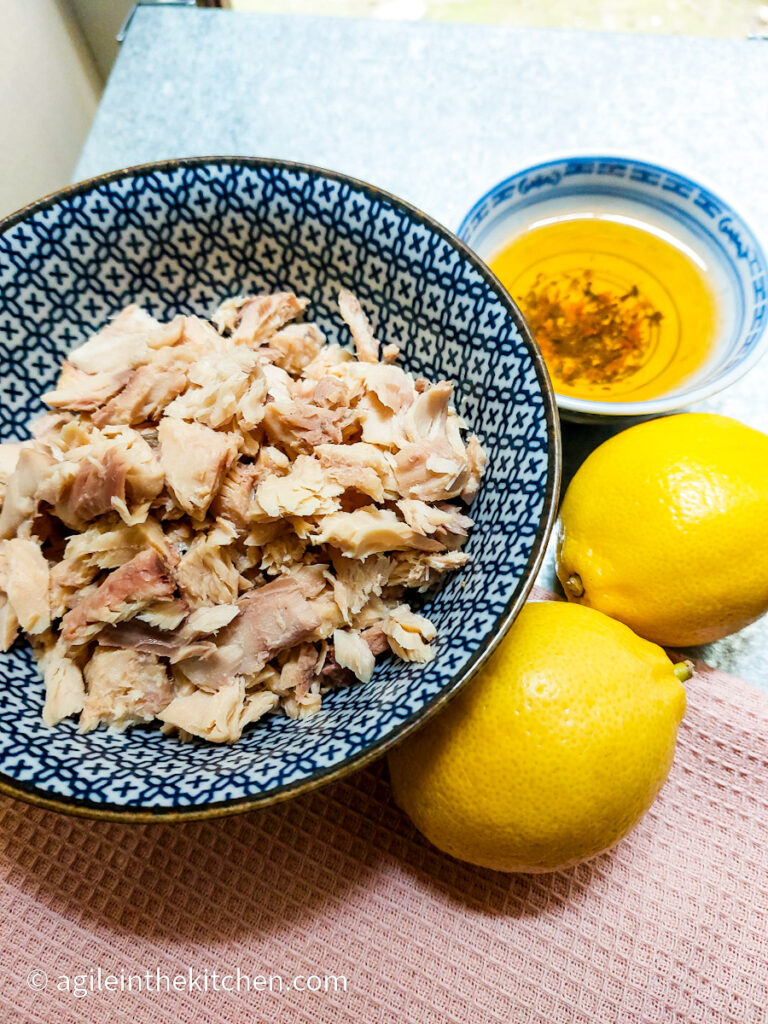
[[0, 158, 559, 821], [459, 155, 768, 421]]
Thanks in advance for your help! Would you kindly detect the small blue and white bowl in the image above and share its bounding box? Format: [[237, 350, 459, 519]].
[[459, 155, 768, 421], [0, 158, 559, 821]]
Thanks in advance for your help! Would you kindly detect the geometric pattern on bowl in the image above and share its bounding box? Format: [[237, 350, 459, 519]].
[[0, 159, 559, 820]]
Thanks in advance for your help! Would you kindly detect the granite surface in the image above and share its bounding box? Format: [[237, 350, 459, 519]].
[[75, 8, 768, 687]]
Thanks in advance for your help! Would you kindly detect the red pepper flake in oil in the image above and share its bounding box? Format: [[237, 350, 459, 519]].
[[518, 271, 663, 388]]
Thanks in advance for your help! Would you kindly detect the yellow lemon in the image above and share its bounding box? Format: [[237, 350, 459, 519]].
[[556, 412, 768, 646], [389, 601, 686, 873]]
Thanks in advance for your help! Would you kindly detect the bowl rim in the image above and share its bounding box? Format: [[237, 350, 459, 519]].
[[457, 151, 768, 418], [0, 155, 561, 823]]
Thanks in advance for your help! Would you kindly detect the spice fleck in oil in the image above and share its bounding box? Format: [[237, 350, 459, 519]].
[[490, 215, 719, 402]]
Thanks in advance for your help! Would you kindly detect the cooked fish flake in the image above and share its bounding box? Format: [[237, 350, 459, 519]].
[[0, 290, 486, 742], [312, 506, 443, 559], [38, 641, 85, 727], [338, 289, 379, 363], [332, 628, 375, 683], [158, 679, 278, 743], [80, 648, 173, 732], [0, 538, 50, 641], [382, 605, 437, 663], [158, 418, 240, 518], [60, 548, 175, 645], [68, 306, 183, 376]]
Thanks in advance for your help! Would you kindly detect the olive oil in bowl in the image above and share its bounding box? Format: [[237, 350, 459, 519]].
[[490, 215, 719, 403]]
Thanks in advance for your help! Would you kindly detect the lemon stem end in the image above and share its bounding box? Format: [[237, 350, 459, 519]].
[[673, 660, 694, 683]]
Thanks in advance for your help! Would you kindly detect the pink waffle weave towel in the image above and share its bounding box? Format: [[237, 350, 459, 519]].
[[2, 595, 768, 1024]]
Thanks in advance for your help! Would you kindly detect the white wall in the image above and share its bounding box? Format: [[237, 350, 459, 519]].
[[68, 0, 134, 82], [0, 0, 100, 218]]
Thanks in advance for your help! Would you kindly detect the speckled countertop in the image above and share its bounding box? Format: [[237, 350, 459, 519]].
[[76, 7, 768, 687]]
